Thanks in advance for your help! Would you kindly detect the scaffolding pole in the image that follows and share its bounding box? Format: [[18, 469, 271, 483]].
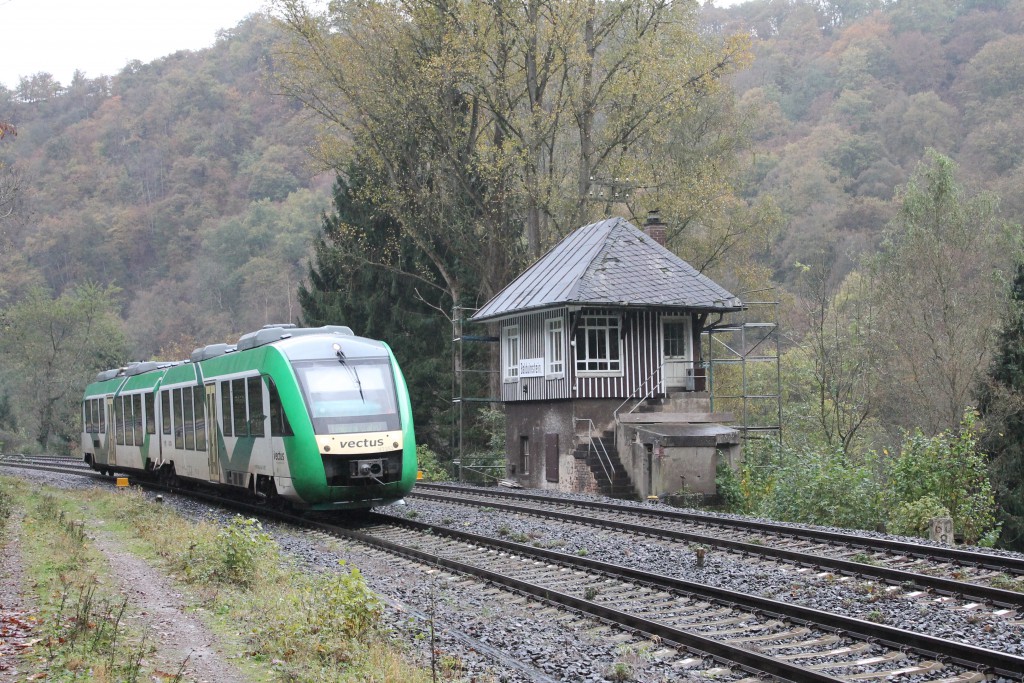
[[704, 295, 782, 443], [451, 306, 500, 482]]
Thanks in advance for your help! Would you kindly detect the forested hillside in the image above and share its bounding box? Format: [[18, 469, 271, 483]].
[[0, 16, 329, 359], [707, 0, 1024, 283], [1, 0, 1023, 546]]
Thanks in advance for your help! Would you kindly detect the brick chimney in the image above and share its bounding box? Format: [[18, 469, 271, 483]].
[[643, 209, 667, 247]]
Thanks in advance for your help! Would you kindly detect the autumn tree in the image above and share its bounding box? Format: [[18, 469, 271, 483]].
[[271, 0, 755, 311], [0, 284, 127, 450], [794, 252, 880, 453], [870, 150, 1018, 435]]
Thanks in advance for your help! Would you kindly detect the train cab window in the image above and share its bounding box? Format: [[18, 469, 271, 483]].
[[232, 378, 248, 437], [161, 390, 171, 436], [83, 401, 92, 434], [174, 388, 184, 449], [220, 381, 233, 438], [145, 393, 155, 435], [183, 387, 195, 450], [115, 396, 126, 446], [292, 358, 400, 435], [267, 377, 292, 437], [133, 394, 144, 445], [99, 399, 106, 433], [247, 376, 265, 437], [193, 385, 206, 451]]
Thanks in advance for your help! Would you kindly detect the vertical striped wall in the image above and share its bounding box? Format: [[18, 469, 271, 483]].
[[499, 308, 570, 402], [499, 307, 695, 402]]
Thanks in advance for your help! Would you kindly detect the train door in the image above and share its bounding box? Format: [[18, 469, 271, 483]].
[[206, 383, 221, 483], [105, 396, 117, 467]]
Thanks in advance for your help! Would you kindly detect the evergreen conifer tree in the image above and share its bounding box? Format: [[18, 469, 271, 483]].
[[977, 262, 1024, 550], [298, 167, 452, 452]]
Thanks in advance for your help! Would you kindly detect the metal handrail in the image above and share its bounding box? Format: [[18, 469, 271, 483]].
[[573, 418, 615, 484], [612, 359, 697, 420]]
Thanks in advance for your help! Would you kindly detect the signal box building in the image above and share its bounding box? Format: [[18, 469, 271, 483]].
[[471, 214, 744, 500]]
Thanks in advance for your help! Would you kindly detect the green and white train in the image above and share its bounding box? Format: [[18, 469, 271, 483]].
[[80, 325, 417, 511]]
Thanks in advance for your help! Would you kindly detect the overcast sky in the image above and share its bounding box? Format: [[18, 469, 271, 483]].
[[0, 0, 268, 89], [1, 0, 745, 92]]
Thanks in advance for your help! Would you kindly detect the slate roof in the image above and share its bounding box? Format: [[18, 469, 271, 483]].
[[471, 217, 743, 322]]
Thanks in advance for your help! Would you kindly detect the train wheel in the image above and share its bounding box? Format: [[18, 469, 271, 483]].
[[159, 463, 179, 488]]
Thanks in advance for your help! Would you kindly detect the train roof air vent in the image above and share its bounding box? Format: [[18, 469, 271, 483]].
[[236, 325, 355, 351], [95, 369, 121, 382], [125, 361, 159, 376], [190, 343, 237, 363]]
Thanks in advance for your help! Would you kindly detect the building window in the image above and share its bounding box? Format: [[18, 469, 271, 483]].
[[502, 325, 520, 382], [519, 435, 529, 475], [545, 318, 564, 378], [574, 315, 622, 374]]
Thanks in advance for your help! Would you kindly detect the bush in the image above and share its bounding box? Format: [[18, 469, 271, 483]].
[[415, 444, 450, 482], [250, 562, 383, 667], [744, 442, 885, 530], [179, 516, 277, 587], [715, 460, 746, 512], [887, 495, 950, 538], [885, 410, 997, 544]]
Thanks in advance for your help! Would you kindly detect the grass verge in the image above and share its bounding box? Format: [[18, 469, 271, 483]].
[[1, 476, 443, 682]]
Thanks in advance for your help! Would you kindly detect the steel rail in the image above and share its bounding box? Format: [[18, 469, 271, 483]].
[[324, 518, 846, 683], [415, 482, 1024, 573], [368, 514, 1024, 680], [409, 489, 1024, 608]]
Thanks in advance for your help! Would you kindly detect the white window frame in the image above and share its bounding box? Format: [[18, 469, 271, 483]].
[[574, 314, 623, 376], [544, 318, 565, 378], [502, 325, 520, 382]]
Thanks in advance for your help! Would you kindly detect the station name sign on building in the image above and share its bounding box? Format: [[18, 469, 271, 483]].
[[519, 357, 545, 378]]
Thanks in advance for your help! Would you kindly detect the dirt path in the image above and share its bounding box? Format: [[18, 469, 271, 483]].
[[0, 514, 37, 680], [0, 511, 254, 682], [88, 533, 254, 683]]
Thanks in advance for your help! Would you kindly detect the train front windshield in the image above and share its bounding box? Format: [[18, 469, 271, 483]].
[[292, 358, 400, 435]]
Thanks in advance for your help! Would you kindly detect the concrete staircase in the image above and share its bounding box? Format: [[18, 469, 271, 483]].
[[573, 430, 638, 500]]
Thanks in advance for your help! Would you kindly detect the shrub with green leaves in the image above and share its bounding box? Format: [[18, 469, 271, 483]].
[[415, 444, 450, 482], [743, 442, 885, 530], [179, 516, 277, 587], [250, 562, 382, 667], [887, 495, 951, 538], [885, 410, 996, 543]]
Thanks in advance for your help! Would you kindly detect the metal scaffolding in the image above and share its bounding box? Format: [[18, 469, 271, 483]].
[[450, 307, 501, 482], [703, 294, 782, 442]]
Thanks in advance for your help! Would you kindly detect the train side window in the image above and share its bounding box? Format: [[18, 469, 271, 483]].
[[174, 388, 184, 449], [99, 399, 105, 434], [232, 378, 248, 437], [220, 381, 232, 438], [145, 393, 155, 435], [267, 377, 292, 437], [247, 376, 265, 437], [183, 387, 195, 450], [193, 385, 206, 451], [88, 399, 96, 433], [161, 390, 171, 436], [133, 393, 144, 445]]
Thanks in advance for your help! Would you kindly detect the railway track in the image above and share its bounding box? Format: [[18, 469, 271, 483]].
[[341, 514, 1024, 681], [410, 483, 1024, 608], [5, 461, 1023, 681]]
